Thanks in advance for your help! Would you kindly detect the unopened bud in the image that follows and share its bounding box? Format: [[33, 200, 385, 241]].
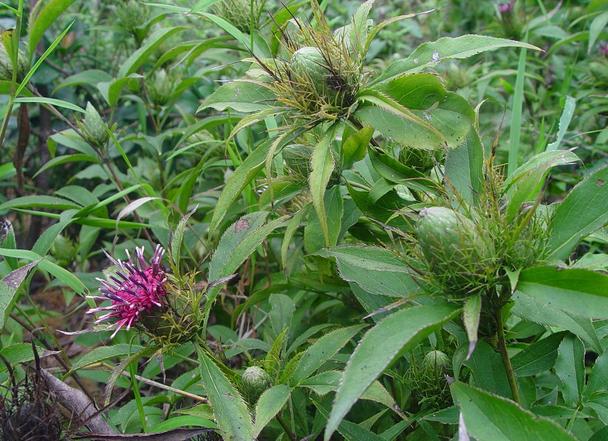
[[79, 102, 109, 147]]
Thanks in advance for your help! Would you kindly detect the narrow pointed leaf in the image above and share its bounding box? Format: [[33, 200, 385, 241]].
[[325, 303, 459, 440], [197, 349, 255, 441]]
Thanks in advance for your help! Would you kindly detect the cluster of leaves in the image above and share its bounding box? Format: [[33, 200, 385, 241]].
[[1, 0, 608, 440]]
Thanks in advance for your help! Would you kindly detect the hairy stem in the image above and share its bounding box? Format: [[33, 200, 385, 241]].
[[496, 306, 520, 404]]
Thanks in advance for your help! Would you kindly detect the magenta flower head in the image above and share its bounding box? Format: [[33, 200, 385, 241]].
[[498, 0, 515, 14], [89, 245, 168, 338], [599, 41, 608, 57]]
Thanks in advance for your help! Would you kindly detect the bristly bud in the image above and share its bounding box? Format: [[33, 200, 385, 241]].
[[0, 43, 29, 82], [79, 102, 109, 148], [148, 69, 175, 106], [241, 366, 271, 402], [116, 0, 150, 35], [211, 0, 264, 33], [88, 245, 168, 338], [422, 350, 450, 374]]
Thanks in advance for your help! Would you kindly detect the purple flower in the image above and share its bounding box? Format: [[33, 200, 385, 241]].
[[600, 41, 608, 57], [498, 0, 515, 14], [88, 245, 167, 338]]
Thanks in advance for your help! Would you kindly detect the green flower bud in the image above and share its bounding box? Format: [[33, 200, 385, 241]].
[[241, 366, 271, 401], [51, 234, 76, 266], [0, 44, 29, 81], [290, 47, 331, 95], [116, 0, 149, 34], [422, 350, 450, 374], [416, 207, 492, 299], [148, 69, 175, 106], [79, 102, 109, 147]]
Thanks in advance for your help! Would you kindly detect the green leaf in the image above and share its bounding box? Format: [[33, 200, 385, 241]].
[[18, 21, 74, 97], [512, 291, 602, 353], [197, 349, 255, 441], [34, 153, 98, 178], [546, 96, 576, 151], [118, 27, 186, 77], [0, 344, 52, 369], [291, 325, 365, 383], [0, 195, 81, 211], [507, 47, 527, 176], [316, 245, 418, 297], [98, 74, 143, 107], [463, 294, 481, 359], [205, 212, 287, 330], [53, 69, 113, 92], [356, 92, 473, 150], [253, 385, 291, 437], [445, 129, 484, 205], [504, 150, 579, 221], [342, 126, 373, 168], [373, 35, 539, 84], [170, 208, 195, 272], [70, 344, 144, 372], [199, 81, 276, 113], [372, 73, 447, 110], [324, 303, 460, 440], [588, 11, 608, 54], [309, 128, 336, 248], [209, 212, 284, 281], [209, 140, 270, 234], [585, 350, 608, 399], [547, 165, 608, 260], [511, 332, 566, 377], [28, 0, 75, 53], [452, 382, 577, 441], [554, 334, 585, 406], [516, 266, 608, 320], [0, 261, 38, 329], [0, 248, 85, 294], [14, 97, 85, 113], [463, 340, 512, 398], [198, 12, 267, 56]]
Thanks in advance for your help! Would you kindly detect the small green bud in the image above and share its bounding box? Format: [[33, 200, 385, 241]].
[[283, 144, 312, 176], [116, 0, 149, 34], [51, 235, 76, 265], [148, 69, 175, 106], [0, 44, 29, 81], [241, 366, 271, 401], [79, 102, 109, 147], [422, 350, 450, 374], [417, 207, 481, 266]]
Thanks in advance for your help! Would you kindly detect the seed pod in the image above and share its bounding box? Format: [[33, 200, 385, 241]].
[[79, 102, 109, 148], [241, 366, 271, 401]]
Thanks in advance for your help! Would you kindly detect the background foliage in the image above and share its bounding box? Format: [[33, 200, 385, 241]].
[[1, 0, 608, 440]]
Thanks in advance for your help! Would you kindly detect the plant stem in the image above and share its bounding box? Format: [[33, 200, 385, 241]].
[[496, 306, 521, 404], [276, 414, 297, 441]]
